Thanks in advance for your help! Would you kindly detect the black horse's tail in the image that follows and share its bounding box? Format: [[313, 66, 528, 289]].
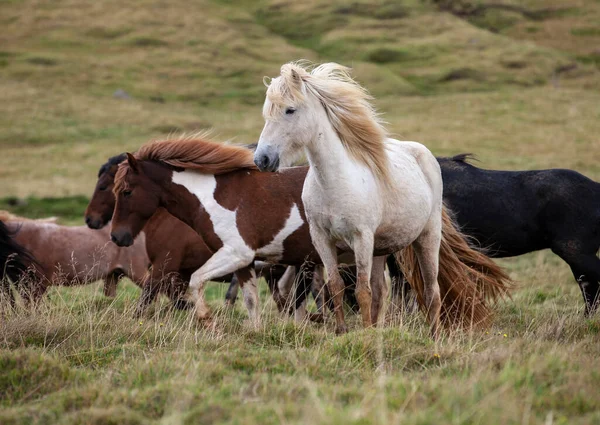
[[0, 220, 37, 305]]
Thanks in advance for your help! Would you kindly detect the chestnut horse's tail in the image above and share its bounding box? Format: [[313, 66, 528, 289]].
[[396, 206, 514, 328]]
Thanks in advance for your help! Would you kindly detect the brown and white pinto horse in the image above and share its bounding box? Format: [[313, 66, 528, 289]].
[[110, 137, 388, 326], [110, 136, 510, 331], [0, 211, 149, 303], [85, 153, 301, 316]]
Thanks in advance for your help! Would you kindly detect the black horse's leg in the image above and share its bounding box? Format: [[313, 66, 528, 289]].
[[225, 274, 239, 307], [293, 263, 314, 322], [387, 255, 415, 313], [553, 242, 600, 316], [567, 257, 600, 316], [307, 265, 326, 323], [340, 266, 359, 313]]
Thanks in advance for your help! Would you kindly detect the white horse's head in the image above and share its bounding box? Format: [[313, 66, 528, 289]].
[[254, 62, 322, 172], [254, 61, 390, 183]]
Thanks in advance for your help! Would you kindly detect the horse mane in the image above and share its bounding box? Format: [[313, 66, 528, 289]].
[[264, 61, 391, 185], [448, 153, 477, 164], [134, 134, 258, 175], [98, 153, 127, 177], [0, 210, 58, 224]]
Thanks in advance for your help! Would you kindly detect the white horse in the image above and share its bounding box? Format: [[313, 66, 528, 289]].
[[254, 61, 510, 336]]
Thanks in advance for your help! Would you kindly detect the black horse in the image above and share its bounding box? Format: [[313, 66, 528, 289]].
[[431, 154, 600, 315], [0, 220, 36, 306]]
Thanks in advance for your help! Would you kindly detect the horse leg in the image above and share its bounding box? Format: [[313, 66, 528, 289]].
[[277, 266, 296, 313], [339, 266, 359, 313], [265, 265, 295, 314], [167, 273, 192, 310], [1, 277, 15, 309], [224, 274, 239, 307], [309, 265, 326, 322], [572, 266, 600, 316], [293, 263, 314, 323], [413, 227, 442, 340], [103, 269, 122, 298], [370, 256, 388, 327], [188, 248, 253, 321], [568, 258, 600, 316], [135, 272, 161, 317], [351, 232, 375, 329], [552, 243, 600, 316], [310, 228, 347, 334], [236, 266, 260, 327], [388, 255, 413, 312]]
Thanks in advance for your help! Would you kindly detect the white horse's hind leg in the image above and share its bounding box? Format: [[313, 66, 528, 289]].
[[237, 266, 260, 327], [310, 227, 347, 334], [351, 232, 375, 328], [413, 223, 442, 339]]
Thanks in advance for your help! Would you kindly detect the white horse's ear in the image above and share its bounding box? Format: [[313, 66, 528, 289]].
[[291, 69, 301, 84]]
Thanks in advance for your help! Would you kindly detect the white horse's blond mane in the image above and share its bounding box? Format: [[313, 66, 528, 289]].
[[264, 61, 392, 185]]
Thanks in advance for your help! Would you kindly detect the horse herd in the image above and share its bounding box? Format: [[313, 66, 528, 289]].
[[1, 61, 599, 338]]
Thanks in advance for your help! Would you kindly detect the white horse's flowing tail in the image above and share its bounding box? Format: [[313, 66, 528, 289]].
[[396, 206, 514, 328]]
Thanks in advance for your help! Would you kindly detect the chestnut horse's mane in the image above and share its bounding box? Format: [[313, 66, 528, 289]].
[[134, 134, 258, 175]]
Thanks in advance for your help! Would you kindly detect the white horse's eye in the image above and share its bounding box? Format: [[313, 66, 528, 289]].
[[285, 107, 296, 115]]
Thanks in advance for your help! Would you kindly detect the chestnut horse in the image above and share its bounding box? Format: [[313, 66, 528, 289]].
[[0, 211, 149, 303], [85, 154, 302, 316], [110, 136, 509, 331]]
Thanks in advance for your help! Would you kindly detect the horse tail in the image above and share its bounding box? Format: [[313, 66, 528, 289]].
[[396, 206, 514, 328], [0, 220, 39, 304]]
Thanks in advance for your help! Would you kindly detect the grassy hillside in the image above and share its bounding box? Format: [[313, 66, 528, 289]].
[[1, 0, 600, 424], [1, 0, 599, 199]]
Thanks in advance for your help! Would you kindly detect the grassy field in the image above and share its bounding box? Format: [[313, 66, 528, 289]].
[[1, 0, 600, 423]]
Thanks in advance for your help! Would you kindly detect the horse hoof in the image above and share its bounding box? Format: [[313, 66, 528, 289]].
[[194, 311, 212, 322], [335, 324, 348, 335], [308, 313, 324, 324]]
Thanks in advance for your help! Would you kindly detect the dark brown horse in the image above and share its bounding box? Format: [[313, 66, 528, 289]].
[[85, 154, 299, 316], [110, 136, 510, 331]]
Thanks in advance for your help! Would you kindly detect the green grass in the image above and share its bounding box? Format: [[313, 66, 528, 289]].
[[0, 196, 89, 225], [1, 263, 599, 425], [1, 0, 600, 423]]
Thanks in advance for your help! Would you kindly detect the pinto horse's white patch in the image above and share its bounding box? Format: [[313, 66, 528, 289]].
[[171, 170, 304, 263], [171, 171, 254, 260], [257, 203, 304, 261]]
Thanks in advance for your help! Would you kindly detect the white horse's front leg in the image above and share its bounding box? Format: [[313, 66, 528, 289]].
[[189, 247, 253, 321], [351, 231, 375, 329], [310, 227, 347, 334], [235, 266, 260, 327]]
